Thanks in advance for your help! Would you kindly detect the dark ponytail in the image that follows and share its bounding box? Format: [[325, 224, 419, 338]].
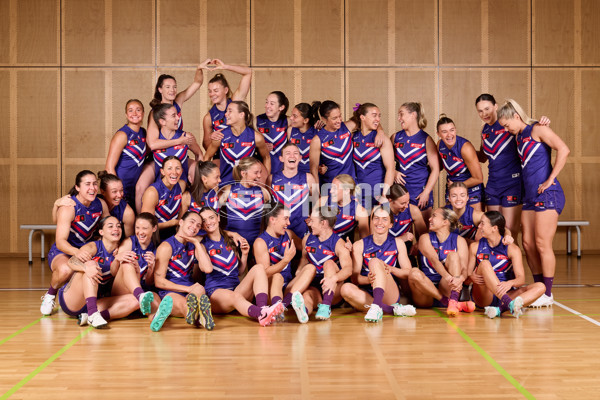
[[270, 91, 289, 117], [68, 170, 97, 196]]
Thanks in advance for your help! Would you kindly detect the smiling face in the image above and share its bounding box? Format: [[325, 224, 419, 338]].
[[199, 209, 219, 234], [126, 101, 144, 126], [269, 209, 291, 236], [324, 107, 342, 131], [428, 208, 448, 232], [103, 180, 124, 208], [361, 106, 381, 131], [289, 107, 308, 129], [448, 186, 468, 210], [437, 122, 457, 147], [370, 207, 393, 235], [330, 178, 352, 204], [100, 217, 122, 241], [265, 93, 284, 119], [202, 167, 221, 191], [158, 78, 177, 102], [241, 162, 262, 186], [498, 115, 523, 135], [225, 102, 243, 126], [208, 81, 228, 105], [280, 145, 300, 170], [76, 173, 98, 203], [135, 218, 156, 245], [398, 106, 416, 130], [476, 100, 498, 125], [477, 215, 495, 238], [179, 212, 203, 236], [388, 193, 410, 213], [160, 106, 179, 131], [161, 158, 183, 185]]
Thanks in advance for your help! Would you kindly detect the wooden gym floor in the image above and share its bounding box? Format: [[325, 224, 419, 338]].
[[0, 254, 598, 399]]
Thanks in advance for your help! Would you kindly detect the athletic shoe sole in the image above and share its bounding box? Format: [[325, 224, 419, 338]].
[[260, 302, 285, 327], [511, 297, 524, 319], [291, 292, 309, 324], [198, 294, 215, 331], [139, 292, 153, 316], [185, 294, 199, 326], [151, 296, 173, 332]]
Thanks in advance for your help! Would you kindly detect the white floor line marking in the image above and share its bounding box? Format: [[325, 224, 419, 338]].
[[554, 301, 600, 327]]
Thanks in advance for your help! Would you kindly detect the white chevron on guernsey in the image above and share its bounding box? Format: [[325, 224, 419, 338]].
[[396, 148, 427, 171], [168, 256, 194, 278], [211, 251, 238, 276], [483, 134, 513, 160], [442, 158, 467, 174], [321, 137, 352, 164], [353, 147, 381, 169], [274, 188, 307, 213], [123, 145, 147, 167], [226, 197, 263, 221], [518, 143, 540, 168]]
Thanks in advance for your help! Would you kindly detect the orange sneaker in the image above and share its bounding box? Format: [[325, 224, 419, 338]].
[[458, 300, 475, 313], [447, 300, 459, 317]]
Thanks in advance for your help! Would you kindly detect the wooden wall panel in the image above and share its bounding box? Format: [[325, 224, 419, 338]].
[[347, 70, 389, 131], [0, 165, 9, 253], [253, 0, 294, 65], [534, 0, 575, 65], [300, 69, 344, 113], [395, 0, 436, 65], [0, 0, 9, 64], [158, 0, 200, 65], [441, 0, 482, 65], [347, 0, 388, 65], [394, 70, 437, 134], [533, 69, 575, 152], [16, 70, 59, 158], [63, 0, 106, 65], [207, 0, 249, 64], [110, 70, 154, 135], [16, 0, 58, 64], [112, 0, 153, 65], [487, 69, 530, 116], [488, 0, 529, 65], [581, 163, 600, 250], [0, 72, 9, 158], [582, 0, 600, 65], [301, 0, 342, 65], [63, 70, 106, 159], [441, 70, 483, 143], [16, 165, 57, 252], [581, 69, 600, 156], [252, 69, 295, 115]]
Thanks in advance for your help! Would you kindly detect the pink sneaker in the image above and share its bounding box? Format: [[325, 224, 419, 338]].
[[258, 301, 285, 327]]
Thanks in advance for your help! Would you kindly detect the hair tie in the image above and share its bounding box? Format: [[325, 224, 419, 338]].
[[352, 103, 361, 112]]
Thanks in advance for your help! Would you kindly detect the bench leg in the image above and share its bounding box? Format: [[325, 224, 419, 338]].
[[566, 226, 572, 255], [41, 232, 45, 261], [27, 230, 35, 265], [576, 226, 582, 258]]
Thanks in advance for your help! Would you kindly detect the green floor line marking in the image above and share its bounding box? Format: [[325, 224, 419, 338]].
[[1, 326, 93, 399], [0, 318, 41, 346], [557, 298, 600, 302], [433, 308, 535, 400]]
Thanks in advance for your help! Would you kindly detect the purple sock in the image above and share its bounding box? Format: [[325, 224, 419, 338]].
[[100, 309, 110, 321], [271, 296, 282, 305], [450, 290, 460, 302], [380, 303, 394, 315], [499, 294, 513, 313], [133, 287, 144, 300], [47, 286, 58, 296], [322, 290, 334, 306], [248, 305, 261, 320], [373, 288, 385, 307], [439, 296, 449, 307], [256, 293, 268, 308], [533, 274, 543, 283], [86, 297, 98, 315], [543, 277, 554, 296], [283, 293, 293, 307]]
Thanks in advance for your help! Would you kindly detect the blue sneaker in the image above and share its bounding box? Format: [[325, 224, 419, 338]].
[[315, 303, 331, 320], [139, 292, 153, 316], [151, 296, 173, 332], [198, 294, 215, 330], [484, 306, 501, 319], [291, 291, 309, 324]]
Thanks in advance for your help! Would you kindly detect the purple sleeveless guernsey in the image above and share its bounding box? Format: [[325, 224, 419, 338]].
[[256, 113, 288, 174], [475, 237, 514, 282], [439, 135, 484, 202], [202, 235, 240, 293], [361, 234, 398, 278], [271, 170, 310, 238], [219, 126, 256, 185], [418, 231, 459, 283], [481, 120, 522, 191], [129, 235, 157, 286], [91, 239, 116, 287], [393, 130, 431, 204], [389, 206, 413, 237], [317, 122, 355, 185], [257, 230, 293, 285], [353, 129, 385, 206], [516, 123, 563, 201], [445, 205, 477, 240], [225, 183, 264, 246], [163, 236, 196, 287], [289, 126, 315, 174], [327, 196, 358, 240], [209, 99, 231, 131], [109, 200, 127, 223], [152, 128, 189, 180], [174, 102, 183, 130], [150, 180, 183, 223], [189, 189, 220, 214], [115, 124, 147, 205], [304, 233, 341, 275]]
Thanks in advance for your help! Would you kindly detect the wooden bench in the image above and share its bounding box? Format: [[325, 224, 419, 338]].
[[19, 224, 56, 265], [557, 221, 590, 258]]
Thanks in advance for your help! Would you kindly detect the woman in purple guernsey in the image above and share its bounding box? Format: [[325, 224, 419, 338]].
[[498, 99, 569, 308], [199, 207, 285, 327], [202, 60, 253, 152], [188, 161, 221, 214], [350, 103, 395, 210], [105, 99, 147, 209], [41, 171, 109, 316], [340, 205, 416, 322], [256, 91, 290, 174], [204, 101, 271, 186], [58, 217, 143, 329], [141, 156, 190, 241], [436, 114, 485, 210], [134, 64, 210, 212], [97, 172, 135, 238], [408, 208, 475, 317], [287, 102, 320, 176], [152, 211, 215, 331], [467, 211, 545, 319], [393, 102, 439, 222]]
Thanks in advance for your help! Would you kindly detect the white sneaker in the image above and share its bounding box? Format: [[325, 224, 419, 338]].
[[529, 293, 554, 308], [484, 306, 501, 319], [291, 291, 309, 324], [87, 311, 108, 329], [364, 304, 383, 323], [392, 303, 417, 317], [77, 313, 88, 326], [40, 293, 56, 315]]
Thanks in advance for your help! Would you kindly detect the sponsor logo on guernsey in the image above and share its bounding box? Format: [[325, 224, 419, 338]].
[[511, 173, 520, 178], [452, 156, 461, 162], [384, 250, 397, 256], [341, 214, 353, 221], [292, 185, 304, 190], [443, 249, 455, 254], [241, 142, 253, 147], [174, 145, 185, 150], [535, 201, 545, 207], [174, 194, 182, 200], [187, 249, 194, 256], [158, 200, 166, 206], [395, 142, 404, 148], [340, 132, 350, 139], [307, 138, 312, 143], [268, 246, 277, 253], [92, 212, 101, 218], [365, 252, 377, 258], [276, 127, 286, 132], [223, 143, 234, 149], [495, 254, 508, 260], [507, 196, 517, 201], [410, 143, 423, 148], [75, 215, 84, 222], [273, 185, 284, 191], [306, 246, 316, 253], [397, 219, 411, 225], [209, 249, 222, 256], [477, 253, 490, 260], [93, 256, 105, 263], [365, 143, 375, 147], [323, 249, 335, 256]]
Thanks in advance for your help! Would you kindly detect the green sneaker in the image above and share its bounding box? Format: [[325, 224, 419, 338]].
[[139, 292, 153, 316], [291, 291, 309, 324], [509, 296, 524, 318], [315, 303, 331, 320], [186, 293, 200, 326], [151, 296, 173, 332]]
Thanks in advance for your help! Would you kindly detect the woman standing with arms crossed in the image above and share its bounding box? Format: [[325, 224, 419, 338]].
[[497, 99, 569, 307]]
